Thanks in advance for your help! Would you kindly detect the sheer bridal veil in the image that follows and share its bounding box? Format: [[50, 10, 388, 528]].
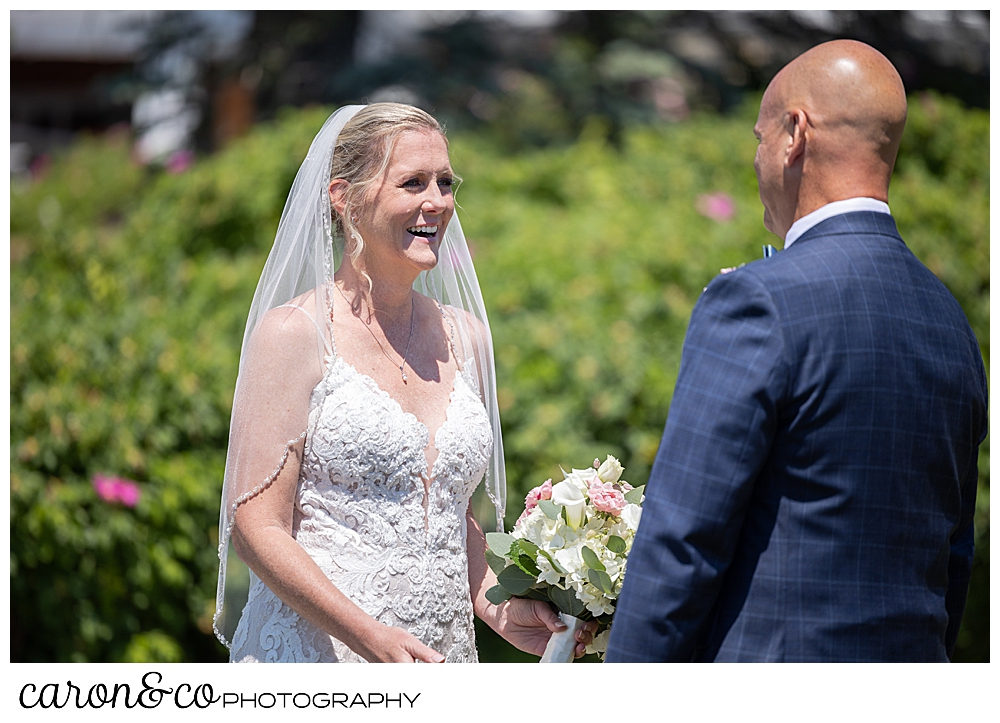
[[213, 104, 507, 647]]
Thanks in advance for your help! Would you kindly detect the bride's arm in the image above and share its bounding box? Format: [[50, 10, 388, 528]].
[[466, 509, 596, 657], [228, 305, 445, 663]]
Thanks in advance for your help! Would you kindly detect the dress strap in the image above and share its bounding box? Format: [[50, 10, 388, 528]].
[[273, 301, 335, 358]]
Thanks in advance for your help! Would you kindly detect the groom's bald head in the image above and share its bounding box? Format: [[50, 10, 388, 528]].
[[754, 40, 907, 238]]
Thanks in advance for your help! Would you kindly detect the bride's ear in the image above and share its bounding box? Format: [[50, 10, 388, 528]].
[[328, 179, 349, 216]]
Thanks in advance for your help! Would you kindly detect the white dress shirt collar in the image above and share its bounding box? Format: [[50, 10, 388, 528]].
[[783, 198, 891, 249]]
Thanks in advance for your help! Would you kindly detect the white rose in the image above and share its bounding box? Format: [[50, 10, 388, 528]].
[[596, 455, 624, 484], [551, 479, 587, 529], [620, 503, 642, 532]]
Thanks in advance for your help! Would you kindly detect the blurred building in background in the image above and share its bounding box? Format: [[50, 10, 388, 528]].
[[10, 10, 253, 173], [10, 9, 990, 173], [11, 11, 150, 174]]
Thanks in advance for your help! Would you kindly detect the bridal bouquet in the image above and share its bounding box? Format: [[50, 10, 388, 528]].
[[485, 455, 644, 662]]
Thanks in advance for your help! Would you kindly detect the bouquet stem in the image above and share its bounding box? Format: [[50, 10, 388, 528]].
[[539, 612, 586, 663]]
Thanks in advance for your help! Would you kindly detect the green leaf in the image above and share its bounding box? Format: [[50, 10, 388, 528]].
[[548, 585, 586, 618], [507, 539, 541, 576], [588, 569, 614, 595], [485, 584, 512, 605], [485, 532, 515, 558], [606, 535, 627, 555], [514, 553, 541, 577], [624, 485, 645, 505], [497, 564, 536, 596], [581, 545, 605, 571], [485, 548, 508, 575], [511, 538, 540, 558], [537, 548, 567, 574], [537, 499, 560, 519]]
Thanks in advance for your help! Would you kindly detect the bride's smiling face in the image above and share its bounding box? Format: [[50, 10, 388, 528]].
[[352, 129, 455, 275]]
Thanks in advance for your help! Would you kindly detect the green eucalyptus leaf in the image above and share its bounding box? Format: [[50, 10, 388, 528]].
[[497, 564, 536, 596], [485, 584, 512, 605], [548, 585, 586, 618], [485, 532, 515, 558], [581, 545, 605, 571], [485, 548, 508, 575], [537, 499, 560, 519], [606, 535, 627, 555], [588, 569, 614, 595], [624, 485, 645, 506]]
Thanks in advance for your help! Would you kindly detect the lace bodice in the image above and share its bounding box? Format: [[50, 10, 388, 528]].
[[230, 351, 493, 663]]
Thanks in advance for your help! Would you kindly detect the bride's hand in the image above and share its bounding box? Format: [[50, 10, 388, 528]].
[[493, 599, 598, 658], [358, 624, 446, 663]]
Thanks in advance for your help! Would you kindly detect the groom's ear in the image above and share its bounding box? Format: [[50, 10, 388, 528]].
[[783, 109, 808, 168]]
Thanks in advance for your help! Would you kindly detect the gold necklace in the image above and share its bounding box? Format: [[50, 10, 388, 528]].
[[335, 283, 415, 382]]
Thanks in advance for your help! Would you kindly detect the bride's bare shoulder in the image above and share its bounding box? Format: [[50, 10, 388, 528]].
[[247, 289, 328, 364]]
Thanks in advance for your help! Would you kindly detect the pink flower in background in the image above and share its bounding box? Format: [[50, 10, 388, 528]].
[[588, 480, 626, 516], [92, 475, 141, 508], [166, 150, 194, 175], [696, 192, 736, 222], [29, 154, 51, 182], [524, 479, 553, 511]]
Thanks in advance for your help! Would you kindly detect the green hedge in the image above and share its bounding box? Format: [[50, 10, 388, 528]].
[[10, 94, 988, 662]]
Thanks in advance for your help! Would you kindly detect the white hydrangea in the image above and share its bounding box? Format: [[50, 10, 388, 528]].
[[620, 503, 642, 532], [586, 629, 612, 656]]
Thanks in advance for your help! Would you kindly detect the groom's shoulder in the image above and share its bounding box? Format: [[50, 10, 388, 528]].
[[696, 242, 849, 323], [701, 252, 797, 298]]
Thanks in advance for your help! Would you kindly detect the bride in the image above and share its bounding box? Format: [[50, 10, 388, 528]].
[[213, 103, 595, 662]]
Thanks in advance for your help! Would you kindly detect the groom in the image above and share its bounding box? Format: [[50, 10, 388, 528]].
[[605, 40, 987, 662]]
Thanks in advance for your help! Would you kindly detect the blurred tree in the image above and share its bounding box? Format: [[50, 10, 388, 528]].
[[116, 11, 988, 156], [219, 10, 360, 119]]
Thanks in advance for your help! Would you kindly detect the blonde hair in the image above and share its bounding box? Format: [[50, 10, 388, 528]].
[[329, 103, 447, 277]]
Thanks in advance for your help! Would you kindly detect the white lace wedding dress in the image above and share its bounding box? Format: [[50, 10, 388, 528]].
[[229, 346, 493, 663]]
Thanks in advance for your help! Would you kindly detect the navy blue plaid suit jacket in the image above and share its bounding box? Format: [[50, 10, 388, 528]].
[[604, 211, 987, 662]]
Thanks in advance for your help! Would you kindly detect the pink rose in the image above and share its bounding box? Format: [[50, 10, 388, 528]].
[[524, 479, 553, 510], [588, 480, 626, 516], [695, 192, 736, 222], [92, 474, 141, 508], [166, 149, 194, 175]]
